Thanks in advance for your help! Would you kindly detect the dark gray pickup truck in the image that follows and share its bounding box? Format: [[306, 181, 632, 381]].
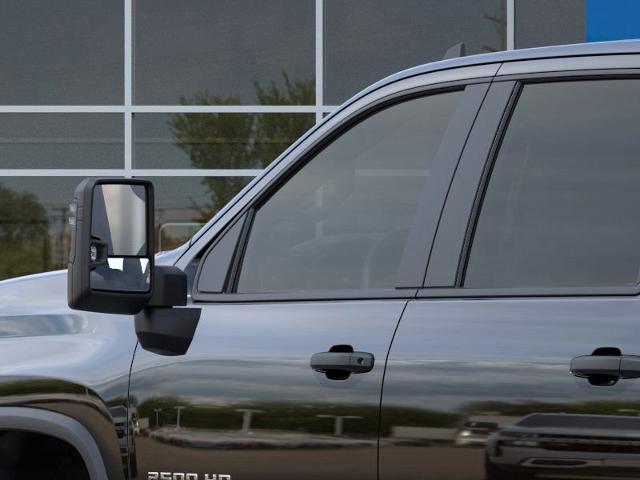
[[2, 40, 640, 480]]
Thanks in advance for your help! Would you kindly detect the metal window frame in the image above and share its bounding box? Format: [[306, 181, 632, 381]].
[[420, 63, 640, 299]]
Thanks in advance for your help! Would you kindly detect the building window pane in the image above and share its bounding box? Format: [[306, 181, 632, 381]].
[[515, 0, 585, 49], [0, 1, 123, 104], [0, 177, 84, 280], [0, 114, 123, 169], [139, 176, 253, 251], [134, 113, 314, 169], [324, 0, 506, 105], [135, 0, 315, 105], [465, 80, 640, 288]]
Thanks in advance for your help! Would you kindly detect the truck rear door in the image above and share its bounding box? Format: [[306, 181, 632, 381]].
[[381, 60, 640, 479]]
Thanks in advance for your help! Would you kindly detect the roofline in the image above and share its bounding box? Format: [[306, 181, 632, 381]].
[[360, 40, 640, 99]]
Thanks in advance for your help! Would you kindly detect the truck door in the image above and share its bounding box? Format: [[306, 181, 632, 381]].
[[128, 76, 488, 480], [381, 72, 640, 480]]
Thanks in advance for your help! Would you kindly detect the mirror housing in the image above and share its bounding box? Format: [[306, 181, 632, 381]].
[[67, 178, 155, 314], [68, 178, 201, 356]]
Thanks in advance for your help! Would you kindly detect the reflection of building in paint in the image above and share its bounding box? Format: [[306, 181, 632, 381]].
[[236, 409, 264, 433], [316, 414, 363, 436]]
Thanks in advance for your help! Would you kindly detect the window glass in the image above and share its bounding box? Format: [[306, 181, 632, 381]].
[[237, 91, 463, 293], [515, 0, 585, 49], [135, 113, 314, 169], [0, 0, 123, 104], [465, 80, 640, 288], [324, 0, 505, 104], [135, 0, 314, 105], [198, 216, 245, 293], [0, 114, 123, 168]]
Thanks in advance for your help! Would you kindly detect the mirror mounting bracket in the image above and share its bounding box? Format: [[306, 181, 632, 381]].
[[134, 265, 201, 356], [147, 266, 188, 307]]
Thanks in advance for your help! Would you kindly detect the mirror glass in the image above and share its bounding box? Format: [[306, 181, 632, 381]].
[[92, 184, 147, 256], [90, 183, 150, 292]]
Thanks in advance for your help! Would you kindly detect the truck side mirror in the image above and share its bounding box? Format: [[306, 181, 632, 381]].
[[68, 178, 155, 314]]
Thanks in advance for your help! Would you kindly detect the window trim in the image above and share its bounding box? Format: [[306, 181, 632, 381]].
[[423, 80, 518, 287], [190, 76, 495, 303], [426, 70, 640, 298], [193, 212, 249, 294], [416, 285, 640, 299]]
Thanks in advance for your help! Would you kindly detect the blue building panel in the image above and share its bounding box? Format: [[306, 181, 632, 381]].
[[587, 0, 640, 42]]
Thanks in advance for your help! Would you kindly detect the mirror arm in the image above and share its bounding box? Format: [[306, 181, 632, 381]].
[[135, 265, 201, 356], [134, 307, 200, 356]]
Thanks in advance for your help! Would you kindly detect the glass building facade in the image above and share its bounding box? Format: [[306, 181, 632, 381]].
[[0, 0, 633, 279]]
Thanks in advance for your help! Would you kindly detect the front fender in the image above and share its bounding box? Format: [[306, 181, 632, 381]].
[[0, 406, 109, 479], [0, 377, 127, 480], [0, 270, 139, 480]]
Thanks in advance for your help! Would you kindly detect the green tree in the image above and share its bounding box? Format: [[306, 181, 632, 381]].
[[169, 74, 315, 221], [0, 185, 49, 279]]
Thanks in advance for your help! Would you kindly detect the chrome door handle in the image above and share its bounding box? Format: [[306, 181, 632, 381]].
[[310, 345, 375, 380], [570, 347, 640, 386], [310, 351, 374, 374], [570, 355, 621, 377]]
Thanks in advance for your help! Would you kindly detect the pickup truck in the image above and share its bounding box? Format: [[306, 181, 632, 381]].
[[2, 40, 640, 480]]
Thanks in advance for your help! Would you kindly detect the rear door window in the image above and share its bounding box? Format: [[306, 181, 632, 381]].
[[464, 79, 640, 288]]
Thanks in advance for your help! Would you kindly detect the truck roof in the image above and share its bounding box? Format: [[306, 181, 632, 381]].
[[360, 39, 640, 100]]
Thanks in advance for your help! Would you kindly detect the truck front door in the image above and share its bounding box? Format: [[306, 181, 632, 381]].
[[128, 79, 485, 480]]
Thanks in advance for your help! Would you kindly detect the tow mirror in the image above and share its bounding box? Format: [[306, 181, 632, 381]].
[[68, 178, 201, 356], [68, 178, 154, 314]]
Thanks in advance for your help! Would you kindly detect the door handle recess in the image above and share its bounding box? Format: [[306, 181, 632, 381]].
[[310, 351, 375, 374], [570, 347, 640, 386]]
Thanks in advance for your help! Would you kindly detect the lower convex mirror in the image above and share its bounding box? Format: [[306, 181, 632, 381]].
[[68, 179, 155, 314]]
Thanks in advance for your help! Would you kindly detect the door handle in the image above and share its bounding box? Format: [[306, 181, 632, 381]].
[[310, 351, 375, 374], [570, 355, 621, 377], [570, 347, 640, 386], [310, 345, 375, 381]]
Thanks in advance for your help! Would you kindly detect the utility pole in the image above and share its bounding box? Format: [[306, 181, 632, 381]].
[[174, 406, 186, 429], [316, 414, 363, 436], [153, 408, 162, 428], [236, 409, 263, 433]]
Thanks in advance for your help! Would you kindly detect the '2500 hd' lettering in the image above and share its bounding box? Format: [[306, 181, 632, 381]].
[[148, 474, 231, 480]]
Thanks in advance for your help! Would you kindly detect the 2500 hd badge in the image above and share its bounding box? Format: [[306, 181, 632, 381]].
[[148, 474, 231, 480]]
